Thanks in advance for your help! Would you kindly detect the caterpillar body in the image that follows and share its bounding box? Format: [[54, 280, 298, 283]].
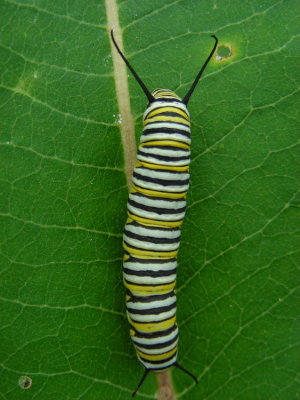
[[111, 30, 218, 396]]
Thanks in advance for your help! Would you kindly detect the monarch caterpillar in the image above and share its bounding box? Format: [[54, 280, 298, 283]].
[[111, 30, 218, 396]]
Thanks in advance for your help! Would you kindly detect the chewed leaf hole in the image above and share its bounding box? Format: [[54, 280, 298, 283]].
[[216, 44, 233, 61], [18, 376, 32, 390]]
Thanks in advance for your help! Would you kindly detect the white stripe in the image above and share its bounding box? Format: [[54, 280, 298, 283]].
[[141, 132, 191, 145], [144, 122, 191, 133], [137, 152, 190, 166], [138, 354, 177, 370], [136, 339, 178, 355], [146, 118, 190, 128], [129, 193, 186, 210], [123, 234, 180, 251], [127, 295, 176, 311], [143, 101, 189, 119], [125, 223, 180, 240], [133, 175, 189, 193], [128, 203, 186, 221], [124, 260, 177, 272], [134, 167, 190, 192], [139, 146, 190, 158], [127, 307, 176, 322], [132, 327, 178, 346], [123, 273, 176, 284], [128, 204, 185, 220], [135, 166, 189, 182]]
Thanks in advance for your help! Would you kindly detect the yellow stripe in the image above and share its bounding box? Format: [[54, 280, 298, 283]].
[[142, 137, 190, 145], [154, 91, 179, 98], [123, 250, 175, 261], [123, 242, 179, 258], [131, 186, 187, 200], [146, 107, 189, 120], [125, 216, 134, 224], [124, 280, 176, 294], [137, 346, 177, 361], [128, 212, 184, 228], [128, 315, 176, 333], [144, 116, 191, 127], [135, 161, 189, 172], [125, 216, 178, 231], [140, 140, 190, 150]]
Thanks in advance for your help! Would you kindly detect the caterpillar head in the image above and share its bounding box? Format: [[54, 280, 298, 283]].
[[151, 89, 182, 102]]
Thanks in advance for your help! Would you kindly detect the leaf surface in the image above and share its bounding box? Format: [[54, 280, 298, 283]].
[[0, 1, 299, 399]]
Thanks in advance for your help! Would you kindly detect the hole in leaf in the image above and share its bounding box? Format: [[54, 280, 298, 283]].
[[216, 44, 233, 61], [18, 376, 32, 390]]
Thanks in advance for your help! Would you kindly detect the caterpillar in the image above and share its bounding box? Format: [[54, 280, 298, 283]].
[[111, 30, 218, 396]]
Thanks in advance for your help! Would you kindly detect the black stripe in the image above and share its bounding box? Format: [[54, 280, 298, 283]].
[[146, 111, 188, 119], [130, 191, 186, 203], [124, 245, 178, 257], [127, 220, 179, 232], [133, 324, 178, 339], [143, 126, 190, 137], [125, 277, 175, 287], [144, 109, 189, 121], [130, 314, 175, 325], [127, 301, 176, 316], [124, 267, 177, 277], [136, 165, 188, 175], [133, 172, 189, 187], [151, 97, 183, 102], [138, 150, 190, 163], [133, 182, 188, 194], [126, 256, 177, 264], [140, 138, 189, 146], [136, 340, 177, 356], [134, 333, 179, 350], [128, 208, 182, 223], [138, 352, 177, 365], [141, 145, 189, 152], [145, 120, 190, 129], [128, 198, 186, 215], [138, 150, 190, 162], [124, 227, 180, 243], [127, 291, 175, 303]]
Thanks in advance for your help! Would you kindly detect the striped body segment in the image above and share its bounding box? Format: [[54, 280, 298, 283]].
[[123, 89, 191, 371]]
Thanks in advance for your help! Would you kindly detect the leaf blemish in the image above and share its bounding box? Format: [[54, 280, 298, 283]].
[[18, 376, 32, 390], [215, 44, 233, 61]]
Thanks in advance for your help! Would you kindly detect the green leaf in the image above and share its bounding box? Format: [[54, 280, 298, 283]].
[[0, 1, 299, 399]]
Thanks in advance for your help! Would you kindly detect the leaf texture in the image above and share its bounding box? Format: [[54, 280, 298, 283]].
[[0, 0, 299, 399]]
